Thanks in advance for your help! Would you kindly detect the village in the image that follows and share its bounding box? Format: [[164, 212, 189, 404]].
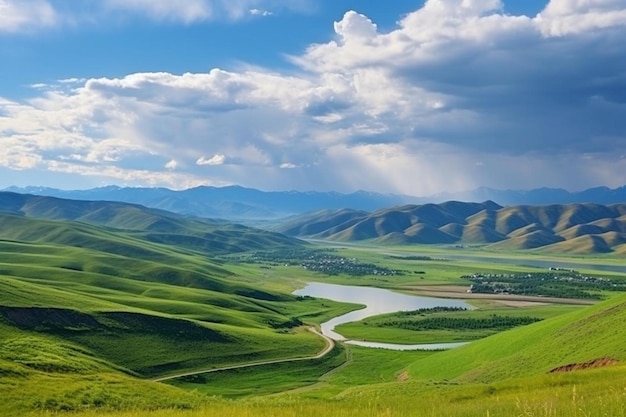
[[462, 270, 626, 299], [224, 248, 403, 277]]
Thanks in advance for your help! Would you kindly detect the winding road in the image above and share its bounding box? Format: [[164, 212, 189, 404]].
[[152, 327, 335, 382]]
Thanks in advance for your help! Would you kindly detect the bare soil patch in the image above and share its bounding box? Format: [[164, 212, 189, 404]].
[[396, 371, 410, 381], [549, 357, 618, 373]]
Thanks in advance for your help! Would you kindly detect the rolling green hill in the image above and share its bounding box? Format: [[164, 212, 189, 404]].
[[408, 292, 626, 382], [5, 271, 626, 417], [0, 196, 355, 414], [0, 191, 301, 256], [0, 321, 205, 414], [2, 192, 626, 416], [0, 229, 334, 372], [274, 201, 626, 253]]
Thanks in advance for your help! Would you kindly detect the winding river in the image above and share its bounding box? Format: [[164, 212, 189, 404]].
[[293, 282, 471, 350]]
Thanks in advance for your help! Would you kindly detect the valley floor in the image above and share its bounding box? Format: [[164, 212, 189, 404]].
[[404, 284, 597, 306], [3, 238, 626, 417]]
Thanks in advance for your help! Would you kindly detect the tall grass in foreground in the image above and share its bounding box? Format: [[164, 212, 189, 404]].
[[23, 367, 626, 417], [25, 392, 626, 417]]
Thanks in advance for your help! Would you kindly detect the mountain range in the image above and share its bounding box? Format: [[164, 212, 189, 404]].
[[273, 201, 626, 254], [4, 184, 626, 220], [0, 191, 300, 256], [3, 188, 626, 254]]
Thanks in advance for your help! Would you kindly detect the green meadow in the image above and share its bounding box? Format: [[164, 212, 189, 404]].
[[334, 303, 581, 344], [1, 203, 625, 417]]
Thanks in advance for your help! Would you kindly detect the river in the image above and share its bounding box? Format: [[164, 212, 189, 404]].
[[293, 282, 470, 350]]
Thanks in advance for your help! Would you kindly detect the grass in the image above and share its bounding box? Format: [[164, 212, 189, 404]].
[[407, 292, 626, 383], [15, 365, 626, 417], [0, 285, 335, 377], [307, 345, 434, 398], [334, 303, 582, 344], [1, 210, 625, 417], [169, 344, 347, 397], [0, 232, 356, 383], [0, 323, 204, 416]]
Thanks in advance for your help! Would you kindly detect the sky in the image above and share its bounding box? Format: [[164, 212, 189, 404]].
[[1, 0, 625, 196]]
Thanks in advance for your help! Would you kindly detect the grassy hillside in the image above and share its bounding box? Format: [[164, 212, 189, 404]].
[[277, 209, 367, 237], [275, 201, 626, 253], [0, 192, 302, 256], [0, 321, 205, 415], [408, 292, 626, 382], [2, 192, 626, 416], [334, 303, 580, 344], [7, 290, 626, 417], [0, 210, 357, 414], [0, 241, 343, 370], [0, 305, 326, 377]]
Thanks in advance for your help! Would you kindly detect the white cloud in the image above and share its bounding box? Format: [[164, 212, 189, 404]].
[[0, 0, 57, 33], [334, 11, 377, 42], [58, 78, 87, 84], [197, 154, 226, 166], [537, 0, 626, 35], [0, 138, 43, 170], [250, 8, 273, 17], [46, 160, 214, 190], [1, 0, 626, 194], [104, 0, 213, 23], [0, 0, 315, 31]]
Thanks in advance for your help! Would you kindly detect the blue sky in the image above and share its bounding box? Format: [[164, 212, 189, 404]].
[[1, 0, 625, 196]]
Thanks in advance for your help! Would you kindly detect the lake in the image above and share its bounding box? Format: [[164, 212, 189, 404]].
[[293, 282, 470, 350]]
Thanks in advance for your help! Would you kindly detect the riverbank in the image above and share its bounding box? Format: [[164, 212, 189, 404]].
[[294, 282, 471, 349]]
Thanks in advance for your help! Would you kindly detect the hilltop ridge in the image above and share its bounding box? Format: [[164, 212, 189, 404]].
[[274, 201, 626, 253], [5, 184, 626, 219]]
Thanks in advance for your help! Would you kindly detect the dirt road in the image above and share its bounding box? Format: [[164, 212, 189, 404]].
[[152, 327, 335, 382]]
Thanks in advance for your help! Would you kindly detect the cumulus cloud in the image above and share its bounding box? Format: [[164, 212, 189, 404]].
[[334, 11, 378, 42], [538, 0, 626, 35], [1, 0, 626, 194]]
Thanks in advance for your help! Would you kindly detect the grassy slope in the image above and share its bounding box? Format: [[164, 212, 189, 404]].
[[2, 207, 626, 417], [334, 303, 581, 344], [17, 355, 626, 417], [170, 344, 347, 398], [0, 212, 359, 416], [408, 292, 626, 382], [0, 322, 204, 415], [0, 192, 302, 257], [0, 265, 338, 377], [277, 202, 626, 253]]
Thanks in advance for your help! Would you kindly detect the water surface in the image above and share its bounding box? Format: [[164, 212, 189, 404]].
[[294, 282, 470, 350]]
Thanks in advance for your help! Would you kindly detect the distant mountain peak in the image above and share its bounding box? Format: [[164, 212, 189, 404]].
[[273, 200, 626, 254], [2, 184, 625, 220]]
